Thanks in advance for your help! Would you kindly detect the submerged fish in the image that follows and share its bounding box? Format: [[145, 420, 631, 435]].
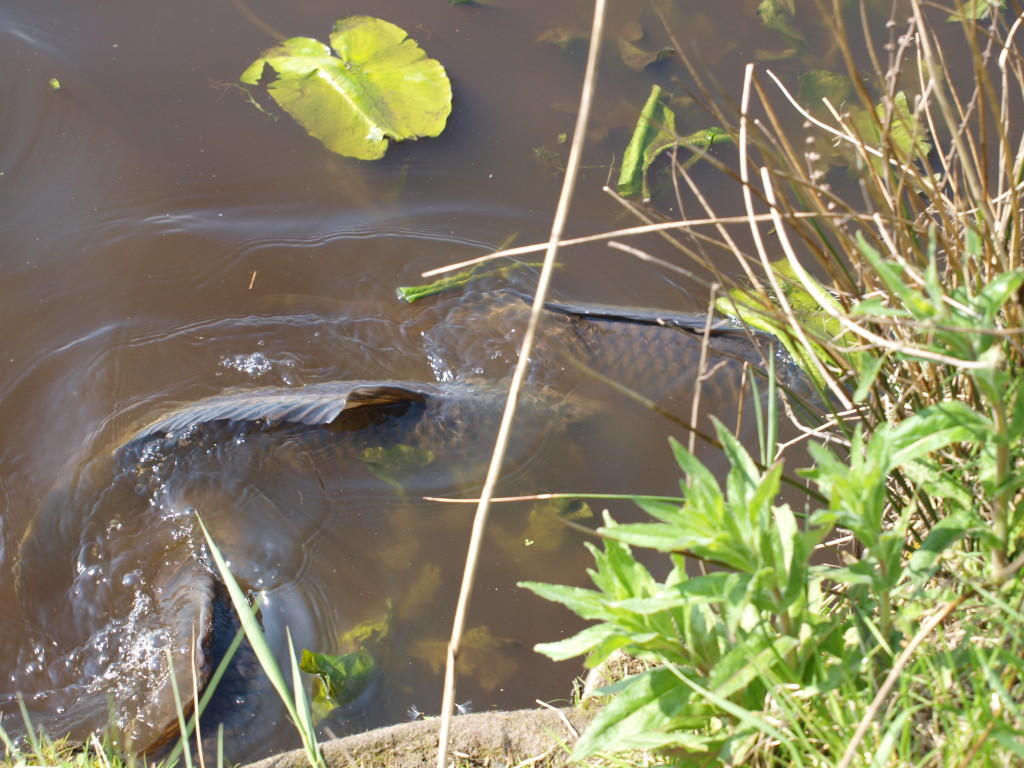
[[423, 288, 813, 413], [10, 380, 585, 756], [7, 293, 811, 759]]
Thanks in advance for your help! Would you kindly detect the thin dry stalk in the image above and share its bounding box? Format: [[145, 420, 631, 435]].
[[433, 0, 607, 765], [418, 211, 846, 278], [688, 290, 720, 454]]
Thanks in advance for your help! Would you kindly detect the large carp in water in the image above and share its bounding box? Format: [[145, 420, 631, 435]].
[[4, 290, 811, 759]]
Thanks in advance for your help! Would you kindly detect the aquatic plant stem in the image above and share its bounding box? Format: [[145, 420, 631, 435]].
[[434, 1, 607, 765]]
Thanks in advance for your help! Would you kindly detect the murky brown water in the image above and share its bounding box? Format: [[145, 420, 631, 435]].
[[0, 0, 894, 762]]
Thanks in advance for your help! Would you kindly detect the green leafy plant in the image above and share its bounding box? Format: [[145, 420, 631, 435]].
[[520, 0, 1024, 763], [241, 16, 452, 160]]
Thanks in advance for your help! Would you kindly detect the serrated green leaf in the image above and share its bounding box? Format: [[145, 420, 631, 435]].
[[241, 16, 452, 160], [905, 510, 977, 583], [532, 623, 620, 661], [888, 401, 991, 467], [519, 581, 609, 620]]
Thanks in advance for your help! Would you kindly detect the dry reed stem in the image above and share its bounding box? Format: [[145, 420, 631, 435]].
[[434, 0, 607, 765], [418, 211, 845, 278]]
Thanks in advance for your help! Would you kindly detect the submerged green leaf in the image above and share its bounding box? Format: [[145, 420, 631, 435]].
[[301, 648, 376, 710], [241, 16, 452, 160], [301, 603, 392, 720], [757, 0, 805, 49], [799, 70, 853, 112], [360, 443, 436, 490], [617, 38, 674, 71]]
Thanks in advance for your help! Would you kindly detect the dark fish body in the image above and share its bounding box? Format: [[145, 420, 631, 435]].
[[425, 289, 812, 411], [11, 379, 585, 757], [8, 291, 810, 759]]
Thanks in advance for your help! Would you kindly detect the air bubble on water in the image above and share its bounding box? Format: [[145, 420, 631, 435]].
[[220, 352, 273, 377]]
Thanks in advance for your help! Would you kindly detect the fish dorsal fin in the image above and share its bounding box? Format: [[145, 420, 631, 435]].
[[128, 381, 436, 445], [505, 289, 736, 333]]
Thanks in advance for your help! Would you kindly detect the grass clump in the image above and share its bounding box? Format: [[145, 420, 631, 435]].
[[521, 0, 1024, 764]]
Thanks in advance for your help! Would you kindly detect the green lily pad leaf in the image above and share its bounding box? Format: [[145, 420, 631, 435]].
[[241, 16, 452, 160], [849, 91, 931, 176]]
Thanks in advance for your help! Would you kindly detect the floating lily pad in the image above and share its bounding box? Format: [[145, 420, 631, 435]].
[[241, 16, 452, 160]]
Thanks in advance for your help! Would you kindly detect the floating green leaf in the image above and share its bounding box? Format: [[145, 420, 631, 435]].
[[616, 85, 677, 199], [396, 259, 545, 302], [241, 16, 452, 160], [617, 86, 732, 199]]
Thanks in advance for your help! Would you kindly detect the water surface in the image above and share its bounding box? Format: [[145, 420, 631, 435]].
[[0, 0, 844, 761]]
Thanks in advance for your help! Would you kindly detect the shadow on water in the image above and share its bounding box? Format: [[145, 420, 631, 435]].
[[0, 0, 818, 763]]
